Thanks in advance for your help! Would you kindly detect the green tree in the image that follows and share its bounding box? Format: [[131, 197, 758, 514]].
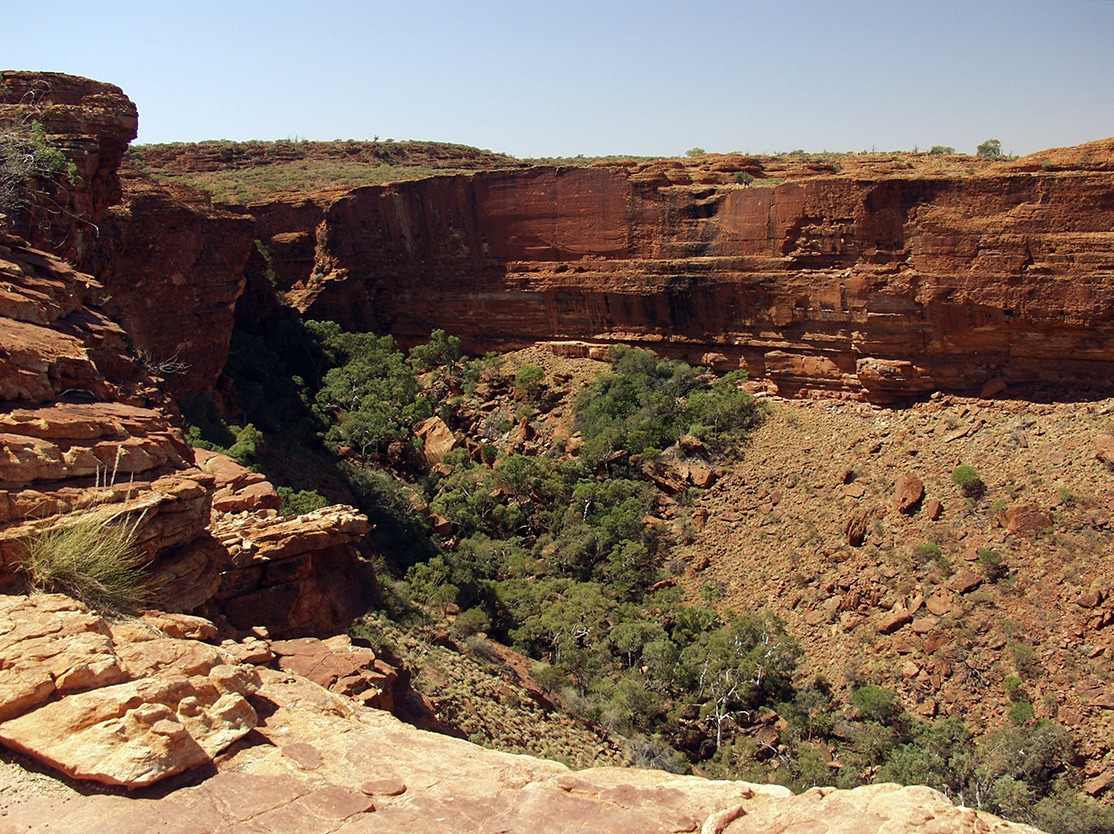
[[976, 139, 1003, 160], [679, 616, 800, 749]]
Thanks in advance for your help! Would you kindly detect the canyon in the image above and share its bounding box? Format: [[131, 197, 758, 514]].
[[265, 140, 1114, 402], [1, 70, 1113, 832]]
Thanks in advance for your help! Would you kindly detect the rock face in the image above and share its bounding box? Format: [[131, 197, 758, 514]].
[[0, 594, 259, 787], [0, 71, 138, 266], [0, 595, 1045, 831], [93, 164, 255, 394], [261, 142, 1114, 399], [0, 232, 212, 587], [0, 232, 372, 636]]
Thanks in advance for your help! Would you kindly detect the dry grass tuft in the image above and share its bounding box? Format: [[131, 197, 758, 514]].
[[18, 510, 150, 616]]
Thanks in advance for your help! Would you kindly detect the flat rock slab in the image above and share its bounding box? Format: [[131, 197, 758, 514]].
[[0, 665, 1045, 834]]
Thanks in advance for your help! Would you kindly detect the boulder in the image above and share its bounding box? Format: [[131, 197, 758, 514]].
[[997, 504, 1053, 537], [878, 608, 913, 635], [415, 416, 461, 467], [947, 570, 983, 594], [844, 509, 869, 547], [893, 473, 924, 514], [1095, 434, 1114, 468]]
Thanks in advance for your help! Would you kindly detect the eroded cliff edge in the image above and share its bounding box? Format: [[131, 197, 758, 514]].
[[258, 145, 1114, 400]]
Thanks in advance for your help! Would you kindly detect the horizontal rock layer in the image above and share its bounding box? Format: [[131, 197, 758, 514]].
[[271, 141, 1114, 399]]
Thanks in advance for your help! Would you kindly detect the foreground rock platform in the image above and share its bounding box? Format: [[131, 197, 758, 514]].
[[0, 595, 1044, 833]]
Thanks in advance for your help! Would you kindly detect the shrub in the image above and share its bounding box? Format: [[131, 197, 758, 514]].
[[934, 556, 954, 578], [852, 684, 901, 724], [17, 511, 149, 615], [929, 145, 955, 155], [0, 118, 78, 217], [685, 147, 706, 157], [978, 549, 1008, 582], [1010, 642, 1036, 676], [513, 364, 545, 397], [734, 171, 755, 185], [913, 541, 942, 564], [977, 139, 1003, 160], [451, 606, 491, 637], [951, 465, 986, 498], [276, 487, 328, 516]]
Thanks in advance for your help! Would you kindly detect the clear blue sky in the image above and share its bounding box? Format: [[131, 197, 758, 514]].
[[9, 0, 1114, 157]]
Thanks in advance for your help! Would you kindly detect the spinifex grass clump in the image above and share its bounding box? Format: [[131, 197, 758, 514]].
[[19, 510, 150, 615]]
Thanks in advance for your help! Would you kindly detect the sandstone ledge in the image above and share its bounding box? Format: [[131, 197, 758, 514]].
[[0, 595, 1046, 833]]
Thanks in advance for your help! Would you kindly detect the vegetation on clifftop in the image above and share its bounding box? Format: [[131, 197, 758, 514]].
[[127, 138, 524, 204]]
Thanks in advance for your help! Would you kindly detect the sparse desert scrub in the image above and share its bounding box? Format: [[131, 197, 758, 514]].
[[16, 509, 149, 615]]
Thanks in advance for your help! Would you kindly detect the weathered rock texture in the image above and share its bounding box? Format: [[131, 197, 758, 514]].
[[0, 231, 210, 587], [0, 594, 1044, 831], [265, 141, 1114, 399], [0, 71, 137, 266], [0, 233, 371, 635], [0, 594, 258, 787], [93, 164, 255, 394]]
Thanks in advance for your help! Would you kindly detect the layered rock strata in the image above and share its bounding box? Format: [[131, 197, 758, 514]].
[[269, 142, 1114, 399], [0, 71, 137, 266], [0, 233, 371, 635]]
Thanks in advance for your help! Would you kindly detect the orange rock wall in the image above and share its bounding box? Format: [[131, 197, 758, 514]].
[[95, 165, 255, 394], [290, 152, 1114, 398], [0, 71, 138, 266]]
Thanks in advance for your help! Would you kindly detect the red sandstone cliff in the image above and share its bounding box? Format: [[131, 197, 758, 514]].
[[0, 71, 137, 266], [1, 72, 254, 395], [95, 164, 255, 394], [268, 143, 1114, 399]]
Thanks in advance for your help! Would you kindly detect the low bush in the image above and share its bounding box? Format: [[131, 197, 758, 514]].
[[951, 465, 986, 499], [978, 549, 1008, 582], [277, 487, 328, 516], [17, 510, 149, 615]]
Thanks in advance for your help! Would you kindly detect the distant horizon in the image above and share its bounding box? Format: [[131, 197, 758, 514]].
[[123, 133, 1109, 161], [8, 1, 1113, 160]]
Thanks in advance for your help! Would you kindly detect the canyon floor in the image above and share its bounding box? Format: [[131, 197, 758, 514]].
[[387, 347, 1114, 794]]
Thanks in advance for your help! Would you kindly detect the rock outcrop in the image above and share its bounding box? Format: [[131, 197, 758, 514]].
[[0, 597, 1043, 833], [254, 142, 1114, 400], [0, 232, 371, 635], [0, 71, 137, 266]]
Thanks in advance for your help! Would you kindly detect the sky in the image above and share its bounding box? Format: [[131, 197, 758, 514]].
[[8, 0, 1114, 158]]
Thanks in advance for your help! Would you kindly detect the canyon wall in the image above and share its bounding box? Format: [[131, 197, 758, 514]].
[[281, 145, 1114, 399], [0, 71, 137, 266], [1, 72, 253, 395]]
